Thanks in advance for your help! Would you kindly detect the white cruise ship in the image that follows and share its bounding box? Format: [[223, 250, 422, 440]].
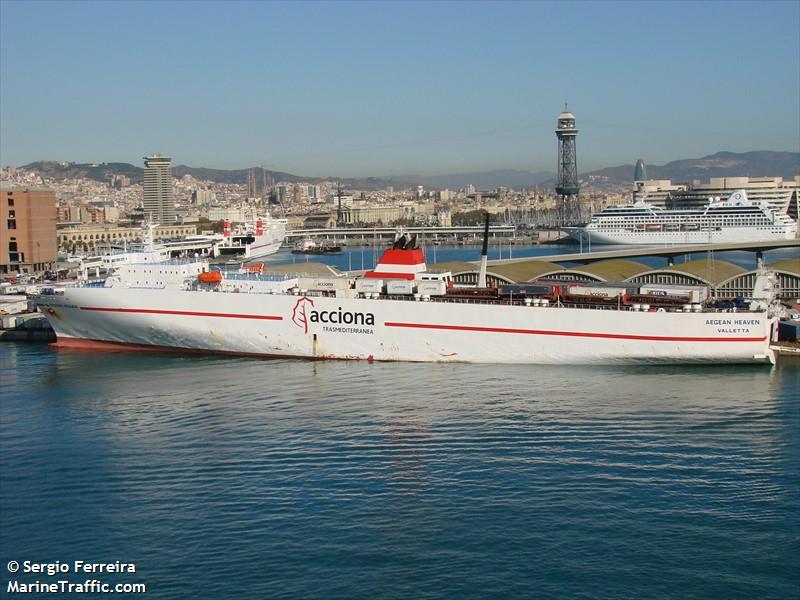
[[564, 190, 797, 245]]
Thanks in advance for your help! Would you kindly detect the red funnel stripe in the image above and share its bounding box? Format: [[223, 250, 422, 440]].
[[377, 249, 425, 265]]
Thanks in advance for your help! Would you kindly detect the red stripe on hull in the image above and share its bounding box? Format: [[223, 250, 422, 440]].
[[54, 337, 184, 353], [384, 321, 766, 343], [80, 307, 283, 320], [51, 337, 370, 361]]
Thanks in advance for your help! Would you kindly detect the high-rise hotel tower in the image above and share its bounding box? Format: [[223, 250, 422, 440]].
[[143, 154, 175, 224]]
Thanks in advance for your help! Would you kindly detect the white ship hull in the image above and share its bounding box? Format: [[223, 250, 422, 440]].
[[214, 216, 287, 260], [243, 238, 283, 260], [214, 236, 283, 260], [564, 225, 796, 246], [36, 288, 776, 364]]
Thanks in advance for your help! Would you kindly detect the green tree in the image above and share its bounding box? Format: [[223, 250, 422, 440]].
[[451, 210, 500, 226]]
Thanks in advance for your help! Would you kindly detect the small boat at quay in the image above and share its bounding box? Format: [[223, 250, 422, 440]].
[[291, 238, 342, 255]]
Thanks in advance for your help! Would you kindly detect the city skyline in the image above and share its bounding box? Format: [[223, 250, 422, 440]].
[[1, 1, 798, 177]]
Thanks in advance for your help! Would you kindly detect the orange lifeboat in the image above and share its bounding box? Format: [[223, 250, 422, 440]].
[[198, 270, 223, 285], [243, 263, 264, 273]]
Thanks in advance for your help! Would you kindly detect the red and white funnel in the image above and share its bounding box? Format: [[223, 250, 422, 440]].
[[365, 234, 426, 280]]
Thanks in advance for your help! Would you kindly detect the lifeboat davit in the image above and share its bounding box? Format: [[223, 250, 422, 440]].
[[198, 270, 223, 285]]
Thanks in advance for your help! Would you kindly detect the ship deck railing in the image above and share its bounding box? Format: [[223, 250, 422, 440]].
[[379, 294, 761, 313], [157, 257, 209, 266], [192, 285, 764, 314], [221, 272, 301, 282], [420, 296, 630, 310]]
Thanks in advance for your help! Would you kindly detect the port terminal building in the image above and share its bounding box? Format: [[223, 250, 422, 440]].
[[432, 257, 800, 301], [633, 176, 800, 220], [56, 223, 198, 253], [263, 252, 800, 301]]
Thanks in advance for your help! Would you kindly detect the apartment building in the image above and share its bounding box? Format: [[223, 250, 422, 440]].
[[0, 186, 57, 275]]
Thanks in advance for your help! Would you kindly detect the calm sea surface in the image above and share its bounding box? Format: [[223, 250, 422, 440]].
[[1, 344, 798, 599], [2, 244, 799, 598]]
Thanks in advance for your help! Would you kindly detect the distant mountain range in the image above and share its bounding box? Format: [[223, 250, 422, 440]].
[[580, 151, 799, 185], [381, 169, 556, 190], [18, 161, 555, 191], [19, 151, 798, 191], [19, 161, 392, 190], [20, 161, 318, 186]]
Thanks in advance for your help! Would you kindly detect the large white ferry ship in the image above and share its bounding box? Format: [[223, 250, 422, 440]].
[[213, 215, 287, 260], [34, 231, 781, 365], [565, 189, 797, 245]]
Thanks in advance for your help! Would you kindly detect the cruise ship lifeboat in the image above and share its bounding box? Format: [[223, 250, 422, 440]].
[[198, 271, 223, 285]]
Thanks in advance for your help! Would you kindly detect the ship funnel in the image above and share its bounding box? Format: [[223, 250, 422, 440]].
[[752, 267, 779, 302], [366, 234, 427, 280], [478, 212, 490, 288]]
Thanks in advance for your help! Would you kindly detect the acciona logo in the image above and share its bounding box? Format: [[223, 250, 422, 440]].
[[291, 296, 315, 333], [291, 297, 375, 333]]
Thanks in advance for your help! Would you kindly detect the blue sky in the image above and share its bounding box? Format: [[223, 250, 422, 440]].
[[1, 0, 798, 177]]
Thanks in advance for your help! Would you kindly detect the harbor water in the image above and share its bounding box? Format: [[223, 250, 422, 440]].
[[275, 243, 799, 273], [1, 343, 798, 598], [2, 243, 799, 597]]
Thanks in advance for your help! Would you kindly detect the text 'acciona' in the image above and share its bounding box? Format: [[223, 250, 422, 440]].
[[309, 308, 375, 326]]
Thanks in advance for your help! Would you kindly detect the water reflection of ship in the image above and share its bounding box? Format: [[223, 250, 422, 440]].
[[291, 238, 342, 255], [384, 417, 429, 492]]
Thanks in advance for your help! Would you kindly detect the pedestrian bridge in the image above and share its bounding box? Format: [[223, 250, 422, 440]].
[[488, 239, 799, 266]]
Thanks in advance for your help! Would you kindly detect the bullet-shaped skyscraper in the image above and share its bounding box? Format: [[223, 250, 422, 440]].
[[634, 159, 647, 182], [143, 154, 175, 224]]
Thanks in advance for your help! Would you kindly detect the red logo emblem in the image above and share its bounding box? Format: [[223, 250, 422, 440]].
[[291, 296, 315, 333]]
